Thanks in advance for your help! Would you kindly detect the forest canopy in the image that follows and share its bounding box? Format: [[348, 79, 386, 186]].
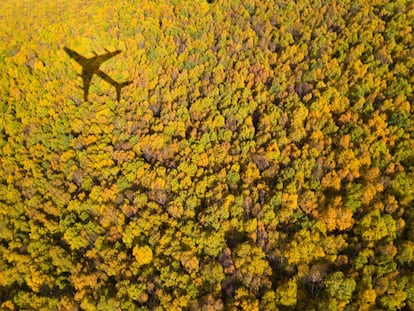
[[0, 0, 414, 310]]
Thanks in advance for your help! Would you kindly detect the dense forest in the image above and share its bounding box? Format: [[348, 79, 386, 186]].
[[1, 0, 414, 310]]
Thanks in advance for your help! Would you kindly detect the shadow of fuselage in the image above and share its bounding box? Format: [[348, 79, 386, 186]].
[[64, 47, 132, 102]]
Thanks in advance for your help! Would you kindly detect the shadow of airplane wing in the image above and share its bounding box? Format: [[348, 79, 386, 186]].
[[115, 81, 133, 102], [96, 69, 118, 86], [96, 50, 122, 64], [96, 69, 132, 102], [64, 46, 87, 64]]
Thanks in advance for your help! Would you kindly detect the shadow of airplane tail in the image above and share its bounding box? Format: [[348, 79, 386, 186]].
[[115, 81, 133, 102]]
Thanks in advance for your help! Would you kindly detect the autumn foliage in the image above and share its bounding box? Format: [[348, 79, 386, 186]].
[[1, 0, 414, 310]]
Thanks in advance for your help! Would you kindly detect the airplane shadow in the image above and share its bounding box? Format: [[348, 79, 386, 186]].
[[64, 46, 133, 102]]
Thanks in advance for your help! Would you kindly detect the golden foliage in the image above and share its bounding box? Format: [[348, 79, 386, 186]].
[[1, 0, 414, 309]]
